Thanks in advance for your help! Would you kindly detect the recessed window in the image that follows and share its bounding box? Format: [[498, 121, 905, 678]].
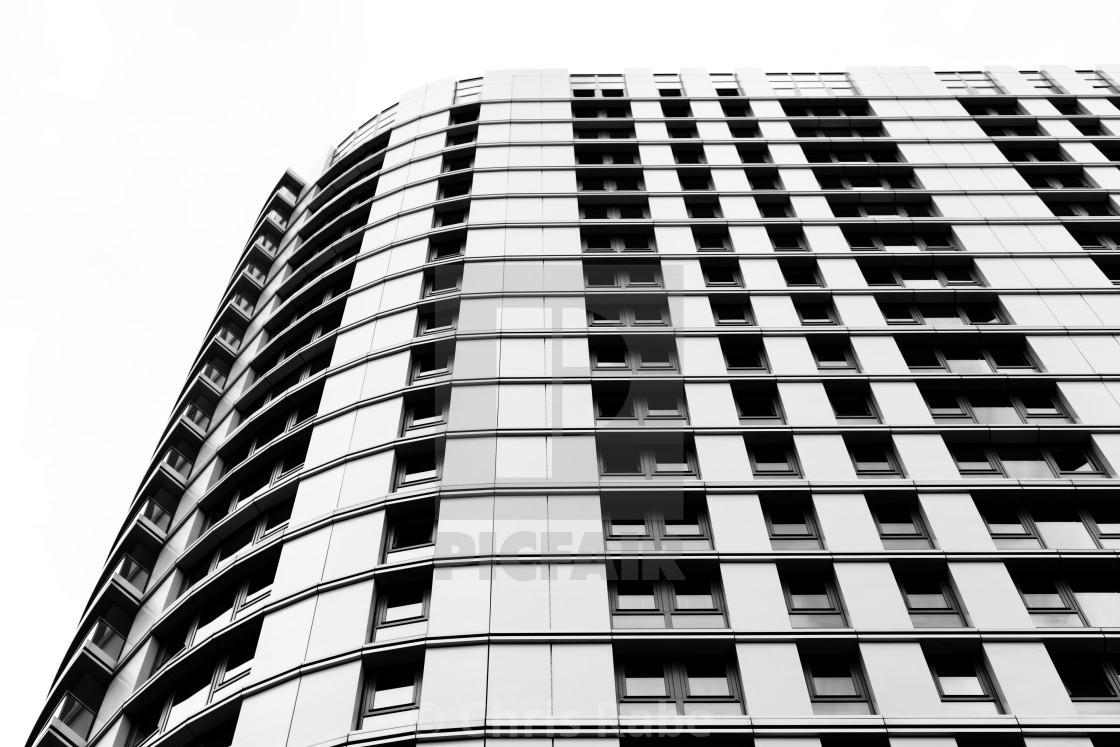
[[579, 201, 650, 220], [373, 571, 431, 639], [693, 227, 731, 252], [1013, 573, 1085, 627], [896, 570, 966, 627], [603, 495, 712, 551], [749, 443, 802, 478], [589, 336, 677, 372], [678, 170, 713, 191], [748, 171, 783, 190], [782, 569, 847, 628], [846, 229, 956, 252], [671, 145, 705, 164], [826, 386, 879, 423], [802, 652, 874, 714], [848, 441, 903, 476], [810, 341, 857, 371], [763, 500, 821, 549], [359, 660, 423, 727], [711, 299, 754, 326], [950, 444, 1106, 479], [900, 341, 1036, 374], [575, 146, 640, 165], [594, 382, 687, 423], [617, 655, 743, 716], [870, 501, 933, 549], [598, 438, 697, 478], [861, 261, 980, 288], [769, 228, 807, 252], [395, 444, 441, 487], [795, 301, 837, 326], [1045, 199, 1117, 217], [577, 172, 645, 192], [925, 651, 1000, 711], [737, 144, 772, 164], [581, 230, 656, 253], [685, 198, 722, 219], [401, 387, 450, 432], [720, 336, 767, 371], [732, 383, 784, 423], [610, 567, 726, 629], [758, 197, 794, 218], [416, 301, 458, 335], [384, 502, 436, 562], [584, 262, 662, 289], [428, 235, 465, 260], [701, 259, 743, 287], [587, 298, 670, 327], [1052, 655, 1120, 701], [411, 342, 453, 381], [817, 170, 915, 191], [979, 504, 1043, 550], [780, 259, 822, 287]]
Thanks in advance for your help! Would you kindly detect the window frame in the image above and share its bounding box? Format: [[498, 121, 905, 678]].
[[801, 653, 875, 713], [359, 661, 424, 725], [869, 502, 933, 549], [616, 656, 745, 716], [603, 500, 713, 552], [598, 442, 699, 478], [896, 570, 968, 627], [749, 443, 803, 479], [781, 570, 848, 628], [609, 574, 728, 629]]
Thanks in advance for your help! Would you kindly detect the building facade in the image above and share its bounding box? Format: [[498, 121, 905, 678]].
[[28, 66, 1120, 747]]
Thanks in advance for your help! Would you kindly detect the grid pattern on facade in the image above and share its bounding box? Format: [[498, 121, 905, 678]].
[[26, 66, 1120, 747]]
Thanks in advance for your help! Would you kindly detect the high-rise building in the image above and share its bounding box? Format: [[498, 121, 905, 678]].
[[29, 66, 1120, 747]]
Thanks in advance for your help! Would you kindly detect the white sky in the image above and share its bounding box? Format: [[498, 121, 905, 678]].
[[2, 0, 1117, 742]]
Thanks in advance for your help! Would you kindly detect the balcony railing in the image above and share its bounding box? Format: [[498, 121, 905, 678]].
[[115, 555, 151, 593], [140, 499, 173, 534], [53, 693, 95, 739], [161, 448, 193, 480], [86, 618, 125, 662], [183, 403, 211, 431]]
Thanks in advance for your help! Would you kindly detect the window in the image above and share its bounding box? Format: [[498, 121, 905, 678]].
[[949, 444, 1106, 478], [1021, 70, 1060, 93], [937, 71, 1003, 94], [962, 99, 1022, 116], [795, 301, 837, 326], [441, 151, 474, 173], [758, 197, 794, 218], [438, 174, 471, 198], [1071, 228, 1120, 250], [373, 572, 430, 637], [594, 382, 687, 423], [817, 170, 915, 190], [846, 229, 956, 252], [998, 143, 1066, 162], [1052, 654, 1120, 702], [603, 495, 712, 551], [980, 122, 1043, 137], [574, 124, 636, 140], [750, 443, 802, 478], [571, 74, 626, 97], [926, 652, 1000, 711], [432, 205, 468, 228], [581, 230, 656, 253], [732, 382, 784, 423], [701, 259, 743, 287], [423, 264, 462, 296], [617, 655, 743, 716], [826, 385, 879, 423], [780, 259, 822, 287], [661, 100, 693, 118], [453, 79, 481, 105], [693, 227, 731, 252], [802, 652, 874, 714], [729, 122, 762, 138], [782, 569, 847, 628], [880, 302, 1004, 326], [395, 444, 441, 487], [769, 228, 807, 252], [782, 100, 871, 117], [587, 298, 670, 327], [710, 73, 741, 96], [598, 438, 697, 478], [870, 501, 933, 549], [671, 145, 706, 164], [768, 72, 858, 96], [830, 200, 933, 218], [401, 387, 450, 432], [445, 128, 476, 148], [900, 341, 1037, 373], [610, 568, 726, 629], [678, 169, 713, 191], [720, 336, 768, 370], [667, 124, 699, 139], [578, 171, 644, 192], [810, 340, 858, 371], [416, 301, 458, 335], [736, 144, 771, 164], [710, 298, 755, 325], [428, 235, 465, 261], [793, 123, 884, 138], [896, 570, 966, 627], [763, 500, 821, 549], [924, 388, 1070, 424], [1095, 258, 1120, 285], [980, 504, 1043, 549], [1014, 573, 1085, 627], [589, 336, 677, 372], [860, 261, 980, 288], [575, 146, 640, 165], [584, 262, 662, 289], [573, 102, 632, 119], [685, 198, 722, 219], [410, 342, 454, 380], [803, 146, 900, 164], [748, 171, 784, 190], [359, 660, 423, 728], [1045, 199, 1117, 217], [384, 502, 436, 562], [848, 441, 903, 476]]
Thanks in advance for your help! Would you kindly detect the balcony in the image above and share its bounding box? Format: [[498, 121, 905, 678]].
[[161, 448, 193, 482], [114, 554, 151, 594]]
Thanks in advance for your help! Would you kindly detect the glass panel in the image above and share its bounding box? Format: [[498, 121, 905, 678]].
[[372, 683, 415, 709], [813, 675, 858, 696], [687, 662, 730, 696], [939, 675, 986, 697]]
